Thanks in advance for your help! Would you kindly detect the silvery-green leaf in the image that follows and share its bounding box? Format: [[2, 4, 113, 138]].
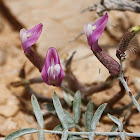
[[108, 114, 123, 132], [73, 91, 81, 124], [5, 128, 38, 140], [91, 103, 107, 131], [68, 124, 75, 129], [85, 102, 93, 132], [64, 109, 74, 124], [31, 94, 44, 129], [38, 129, 44, 140], [108, 124, 118, 140], [54, 124, 63, 131], [53, 92, 68, 129], [63, 92, 72, 106], [42, 103, 56, 115], [61, 129, 68, 140]]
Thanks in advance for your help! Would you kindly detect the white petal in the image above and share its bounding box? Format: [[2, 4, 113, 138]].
[[54, 64, 60, 77], [20, 28, 26, 38], [47, 66, 51, 76], [20, 28, 27, 43], [84, 23, 93, 37], [47, 66, 53, 77], [51, 66, 55, 78]]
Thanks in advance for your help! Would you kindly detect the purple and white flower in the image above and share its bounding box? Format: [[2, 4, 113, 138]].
[[41, 47, 65, 86], [20, 23, 43, 54], [84, 13, 120, 76], [84, 13, 108, 52]]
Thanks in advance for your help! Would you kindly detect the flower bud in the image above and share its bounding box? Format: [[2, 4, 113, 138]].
[[41, 47, 65, 86], [131, 25, 140, 33], [116, 25, 140, 60]]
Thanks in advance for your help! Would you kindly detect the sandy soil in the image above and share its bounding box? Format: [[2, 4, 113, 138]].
[[0, 0, 140, 139]]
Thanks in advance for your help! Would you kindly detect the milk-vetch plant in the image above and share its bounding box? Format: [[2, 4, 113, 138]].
[[6, 11, 140, 140]]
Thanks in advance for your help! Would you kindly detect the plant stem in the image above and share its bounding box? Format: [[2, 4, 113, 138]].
[[43, 130, 140, 137], [119, 59, 140, 112]]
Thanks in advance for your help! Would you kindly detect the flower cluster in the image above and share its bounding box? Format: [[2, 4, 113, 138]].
[[20, 24, 65, 86], [21, 13, 134, 86]]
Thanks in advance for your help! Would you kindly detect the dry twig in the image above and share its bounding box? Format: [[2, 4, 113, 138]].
[[81, 0, 140, 15]]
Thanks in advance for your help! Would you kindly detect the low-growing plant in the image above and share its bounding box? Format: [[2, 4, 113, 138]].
[[7, 12, 140, 140]]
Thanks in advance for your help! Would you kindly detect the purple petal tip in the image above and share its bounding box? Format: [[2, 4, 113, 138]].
[[84, 13, 108, 52]]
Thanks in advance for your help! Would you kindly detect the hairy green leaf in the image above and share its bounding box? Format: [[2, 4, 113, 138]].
[[5, 128, 38, 140], [73, 91, 81, 124], [85, 102, 93, 132], [91, 103, 107, 131], [31, 94, 44, 129], [53, 92, 68, 129], [64, 109, 74, 124]]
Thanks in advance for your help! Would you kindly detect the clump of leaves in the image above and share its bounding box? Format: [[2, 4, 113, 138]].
[[5, 91, 128, 140]]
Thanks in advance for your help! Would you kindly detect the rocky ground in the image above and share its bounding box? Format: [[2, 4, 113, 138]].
[[0, 0, 140, 139]]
